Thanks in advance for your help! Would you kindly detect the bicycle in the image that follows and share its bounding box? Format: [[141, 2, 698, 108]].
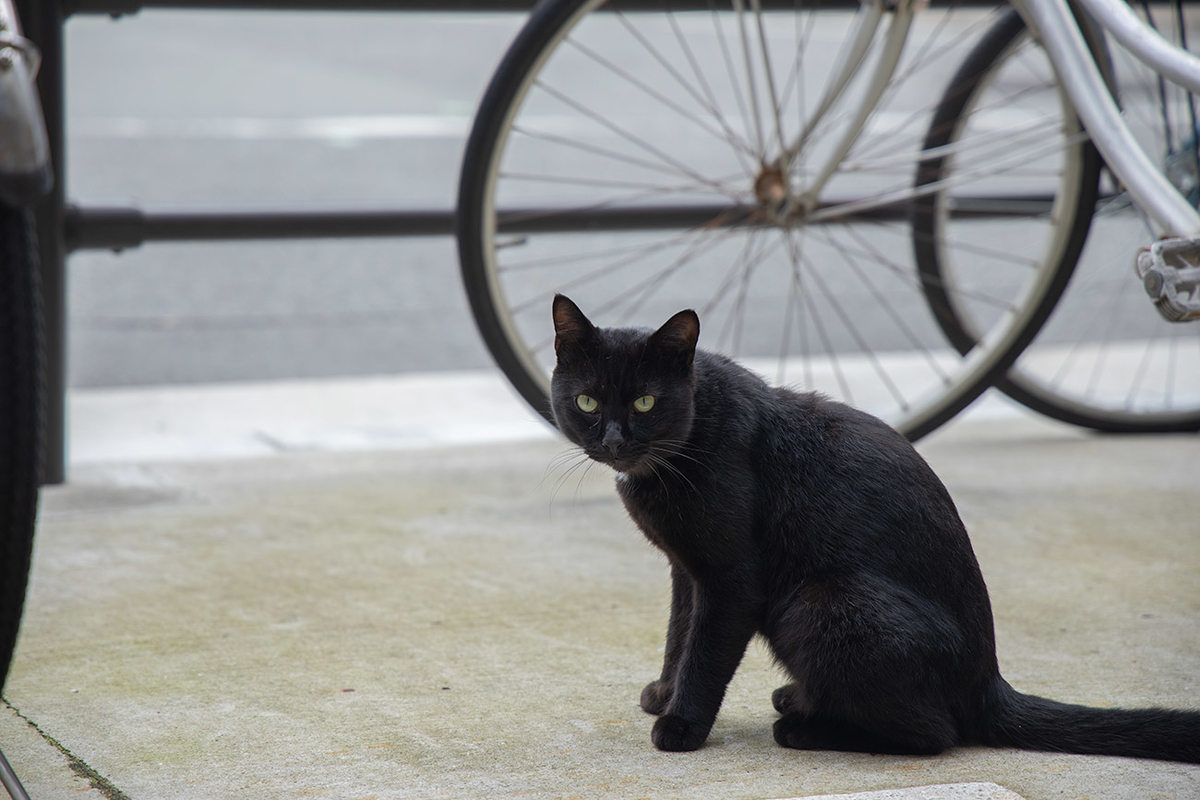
[[0, 0, 50, 796], [456, 0, 1200, 440]]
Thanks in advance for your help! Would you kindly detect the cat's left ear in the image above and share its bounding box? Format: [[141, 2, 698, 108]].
[[648, 309, 700, 367]]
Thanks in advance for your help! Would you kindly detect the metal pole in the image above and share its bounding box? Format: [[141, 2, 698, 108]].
[[0, 747, 32, 800], [15, 0, 64, 486]]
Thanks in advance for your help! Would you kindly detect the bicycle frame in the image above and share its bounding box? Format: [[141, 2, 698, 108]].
[[1075, 0, 1200, 92], [1016, 0, 1200, 237]]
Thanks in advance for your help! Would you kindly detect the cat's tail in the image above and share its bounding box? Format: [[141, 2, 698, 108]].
[[979, 677, 1200, 763]]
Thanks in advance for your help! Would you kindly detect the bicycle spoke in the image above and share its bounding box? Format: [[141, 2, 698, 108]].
[[605, 221, 754, 323], [616, 5, 760, 173], [564, 36, 760, 164], [727, 228, 762, 355], [534, 80, 749, 198], [507, 207, 750, 315], [826, 224, 952, 382], [731, 0, 769, 160], [498, 170, 746, 194], [785, 230, 854, 404], [749, 0, 790, 158], [510, 123, 743, 191], [704, 228, 785, 336], [711, 3, 759, 163], [499, 227, 705, 273]]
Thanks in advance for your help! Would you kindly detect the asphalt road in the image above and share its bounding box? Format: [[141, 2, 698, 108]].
[[65, 9, 524, 388]]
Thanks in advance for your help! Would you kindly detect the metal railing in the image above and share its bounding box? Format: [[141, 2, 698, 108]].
[[21, 0, 995, 483]]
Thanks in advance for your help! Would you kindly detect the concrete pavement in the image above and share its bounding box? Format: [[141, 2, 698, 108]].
[[2, 372, 1198, 799]]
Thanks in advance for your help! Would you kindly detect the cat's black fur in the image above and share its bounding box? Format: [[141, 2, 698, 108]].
[[549, 294, 1200, 761]]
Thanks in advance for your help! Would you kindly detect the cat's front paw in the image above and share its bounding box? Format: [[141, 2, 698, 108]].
[[651, 713, 710, 752], [640, 680, 672, 715]]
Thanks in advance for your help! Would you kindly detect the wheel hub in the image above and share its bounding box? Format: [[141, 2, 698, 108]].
[[754, 164, 793, 224]]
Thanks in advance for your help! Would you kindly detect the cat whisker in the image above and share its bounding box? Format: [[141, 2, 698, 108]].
[[648, 438, 711, 468], [642, 455, 671, 494], [541, 446, 587, 480], [574, 458, 599, 504], [536, 446, 588, 494], [644, 449, 700, 496], [548, 450, 592, 511]]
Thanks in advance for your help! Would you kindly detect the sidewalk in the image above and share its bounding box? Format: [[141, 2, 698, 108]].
[[2, 371, 1198, 800]]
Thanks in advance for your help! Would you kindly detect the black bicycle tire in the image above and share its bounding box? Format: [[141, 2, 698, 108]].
[[457, 0, 587, 425], [912, 11, 1200, 434], [458, 0, 1085, 441], [0, 203, 43, 695]]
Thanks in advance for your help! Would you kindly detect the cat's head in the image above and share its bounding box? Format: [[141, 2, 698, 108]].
[[550, 295, 699, 475]]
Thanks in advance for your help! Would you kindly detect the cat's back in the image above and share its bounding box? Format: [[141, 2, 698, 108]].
[[754, 388, 978, 575], [686, 351, 965, 542]]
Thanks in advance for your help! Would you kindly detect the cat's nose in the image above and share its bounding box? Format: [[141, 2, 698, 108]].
[[602, 421, 625, 454]]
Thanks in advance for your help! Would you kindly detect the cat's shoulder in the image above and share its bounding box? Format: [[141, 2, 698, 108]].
[[767, 385, 911, 449], [694, 349, 769, 391]]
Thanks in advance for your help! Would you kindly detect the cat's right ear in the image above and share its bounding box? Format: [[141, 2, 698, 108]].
[[553, 294, 597, 357]]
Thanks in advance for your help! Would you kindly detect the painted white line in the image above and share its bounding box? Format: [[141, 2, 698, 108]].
[[70, 114, 576, 141], [68, 110, 1027, 142]]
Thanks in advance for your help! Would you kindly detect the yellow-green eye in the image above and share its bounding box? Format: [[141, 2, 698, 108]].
[[633, 395, 656, 413], [576, 394, 599, 413]]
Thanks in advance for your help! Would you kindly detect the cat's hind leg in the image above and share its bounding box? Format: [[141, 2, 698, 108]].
[[771, 683, 812, 716], [773, 714, 949, 756], [767, 574, 963, 756]]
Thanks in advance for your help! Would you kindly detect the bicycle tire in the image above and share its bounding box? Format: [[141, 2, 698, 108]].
[[914, 5, 1200, 433], [458, 0, 1094, 440], [0, 203, 43, 694]]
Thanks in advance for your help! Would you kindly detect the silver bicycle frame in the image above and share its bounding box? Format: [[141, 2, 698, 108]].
[[785, 0, 1200, 236], [1075, 0, 1200, 93], [1014, 0, 1200, 236]]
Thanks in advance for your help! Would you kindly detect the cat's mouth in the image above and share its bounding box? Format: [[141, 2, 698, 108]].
[[586, 447, 649, 475]]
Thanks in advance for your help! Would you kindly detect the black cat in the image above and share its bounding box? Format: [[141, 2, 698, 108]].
[[548, 294, 1200, 761]]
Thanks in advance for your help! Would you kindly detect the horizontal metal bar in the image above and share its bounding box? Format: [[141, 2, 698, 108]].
[[67, 0, 543, 13], [65, 203, 456, 249], [68, 0, 990, 16], [66, 195, 1060, 250]]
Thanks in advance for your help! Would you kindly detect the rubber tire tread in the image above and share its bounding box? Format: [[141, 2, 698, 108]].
[[458, 0, 589, 425], [0, 203, 43, 695]]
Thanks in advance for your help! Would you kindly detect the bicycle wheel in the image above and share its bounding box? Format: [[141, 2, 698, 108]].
[[457, 0, 1097, 440], [0, 203, 42, 693], [915, 3, 1200, 432]]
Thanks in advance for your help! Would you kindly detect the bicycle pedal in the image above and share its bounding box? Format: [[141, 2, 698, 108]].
[[1134, 238, 1200, 322]]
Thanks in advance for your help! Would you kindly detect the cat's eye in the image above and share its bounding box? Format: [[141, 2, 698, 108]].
[[576, 394, 599, 413], [633, 395, 656, 413]]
